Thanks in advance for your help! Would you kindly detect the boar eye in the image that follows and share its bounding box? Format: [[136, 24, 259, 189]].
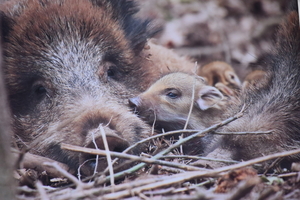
[[32, 84, 47, 100], [107, 68, 115, 77], [35, 85, 46, 95]]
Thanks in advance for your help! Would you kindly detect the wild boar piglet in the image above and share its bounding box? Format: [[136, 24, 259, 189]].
[[129, 72, 228, 154], [198, 61, 241, 96], [242, 69, 268, 89], [129, 72, 225, 131]]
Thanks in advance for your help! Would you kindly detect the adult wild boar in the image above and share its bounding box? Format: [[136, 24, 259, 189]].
[[0, 0, 194, 176]]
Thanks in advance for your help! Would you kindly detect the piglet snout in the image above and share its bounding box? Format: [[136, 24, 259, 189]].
[[129, 96, 141, 109]]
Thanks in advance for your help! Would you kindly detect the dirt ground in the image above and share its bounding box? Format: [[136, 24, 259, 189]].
[[15, 0, 300, 199]]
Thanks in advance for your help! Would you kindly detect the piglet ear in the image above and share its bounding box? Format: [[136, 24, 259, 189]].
[[196, 86, 223, 110]]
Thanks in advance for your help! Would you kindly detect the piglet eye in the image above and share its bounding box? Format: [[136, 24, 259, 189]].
[[166, 92, 177, 99], [166, 89, 180, 99]]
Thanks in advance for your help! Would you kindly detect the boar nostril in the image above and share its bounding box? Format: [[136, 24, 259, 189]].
[[80, 135, 131, 176], [86, 135, 130, 152]]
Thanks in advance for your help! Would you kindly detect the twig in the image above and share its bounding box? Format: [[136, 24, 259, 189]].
[[277, 172, 299, 178], [77, 158, 96, 181], [61, 143, 210, 171], [162, 155, 240, 164], [298, 0, 300, 26], [143, 187, 175, 196], [99, 125, 115, 187], [225, 177, 260, 200], [263, 157, 282, 175], [91, 126, 100, 176], [212, 130, 273, 135], [179, 134, 184, 155], [183, 62, 197, 130], [139, 192, 151, 200], [181, 62, 198, 154], [43, 162, 89, 190], [16, 185, 36, 195], [171, 178, 215, 194], [76, 127, 101, 181], [109, 176, 168, 193], [151, 109, 157, 136], [35, 181, 49, 200]]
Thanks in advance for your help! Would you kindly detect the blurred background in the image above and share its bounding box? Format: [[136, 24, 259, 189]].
[[136, 0, 289, 79]]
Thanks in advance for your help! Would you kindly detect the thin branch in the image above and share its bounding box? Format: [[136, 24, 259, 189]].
[[225, 177, 260, 200], [151, 109, 157, 136], [139, 192, 151, 200], [162, 155, 240, 164], [263, 157, 282, 175], [143, 187, 175, 196], [35, 181, 49, 200], [99, 125, 115, 187], [61, 143, 210, 172], [16, 186, 36, 195], [77, 158, 93, 181], [183, 62, 197, 130], [43, 162, 89, 190], [277, 172, 299, 178], [171, 178, 215, 194], [212, 130, 273, 135], [91, 127, 100, 176], [297, 0, 300, 26]]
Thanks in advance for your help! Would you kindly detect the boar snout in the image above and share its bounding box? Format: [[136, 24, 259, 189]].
[[129, 96, 157, 123], [79, 128, 131, 176], [29, 100, 150, 176], [86, 134, 130, 152]]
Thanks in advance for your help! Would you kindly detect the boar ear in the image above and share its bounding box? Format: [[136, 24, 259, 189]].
[[196, 86, 223, 110], [93, 0, 160, 54], [0, 11, 14, 43]]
